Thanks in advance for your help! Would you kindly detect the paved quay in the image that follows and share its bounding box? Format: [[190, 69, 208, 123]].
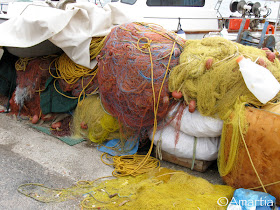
[[0, 113, 222, 209]]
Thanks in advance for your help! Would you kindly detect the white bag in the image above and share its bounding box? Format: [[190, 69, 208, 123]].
[[167, 103, 223, 137], [237, 56, 280, 104], [150, 125, 220, 161]]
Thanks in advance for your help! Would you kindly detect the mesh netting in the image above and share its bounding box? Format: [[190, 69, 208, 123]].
[[223, 107, 280, 205], [168, 37, 280, 177], [51, 37, 106, 104], [18, 167, 234, 209], [97, 22, 185, 133], [72, 94, 121, 144], [9, 56, 57, 118], [58, 74, 98, 97], [50, 115, 72, 137]]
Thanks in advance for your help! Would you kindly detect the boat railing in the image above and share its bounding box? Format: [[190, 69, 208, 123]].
[[0, 3, 8, 14]]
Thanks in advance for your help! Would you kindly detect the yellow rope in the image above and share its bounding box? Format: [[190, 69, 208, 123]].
[[249, 180, 280, 190], [49, 54, 98, 105], [48, 37, 105, 105], [90, 36, 107, 61], [50, 54, 96, 85], [15, 57, 35, 71], [15, 55, 58, 71]]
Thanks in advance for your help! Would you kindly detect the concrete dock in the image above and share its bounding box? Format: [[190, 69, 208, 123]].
[[0, 113, 223, 209]]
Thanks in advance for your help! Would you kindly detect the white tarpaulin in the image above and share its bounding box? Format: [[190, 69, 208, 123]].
[[0, 2, 135, 68]]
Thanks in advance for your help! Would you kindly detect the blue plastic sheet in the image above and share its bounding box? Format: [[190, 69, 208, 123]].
[[227, 188, 276, 210], [97, 138, 139, 156]]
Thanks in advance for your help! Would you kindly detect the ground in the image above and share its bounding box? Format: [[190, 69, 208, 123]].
[[0, 112, 223, 210]]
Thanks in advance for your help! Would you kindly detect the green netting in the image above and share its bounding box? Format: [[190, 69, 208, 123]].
[[40, 77, 78, 114]]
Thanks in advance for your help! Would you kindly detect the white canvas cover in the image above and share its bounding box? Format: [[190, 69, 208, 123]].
[[0, 2, 135, 68]]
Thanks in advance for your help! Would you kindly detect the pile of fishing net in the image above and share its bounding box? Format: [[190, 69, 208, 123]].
[[18, 167, 234, 209], [52, 37, 106, 104], [223, 105, 280, 205], [53, 53, 99, 103], [168, 36, 280, 187], [72, 95, 121, 144], [97, 22, 185, 134], [58, 75, 98, 98], [9, 56, 57, 120]]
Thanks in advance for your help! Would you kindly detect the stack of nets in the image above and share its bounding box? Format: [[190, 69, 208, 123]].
[[168, 37, 280, 177], [18, 167, 234, 209], [58, 74, 98, 97], [73, 95, 121, 144], [53, 37, 106, 104], [9, 56, 57, 118], [97, 22, 185, 134]]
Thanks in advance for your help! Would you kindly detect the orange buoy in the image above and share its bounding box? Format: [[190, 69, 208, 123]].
[[172, 91, 183, 99], [205, 58, 213, 70], [31, 115, 39, 124], [188, 100, 196, 113], [81, 122, 88, 129], [266, 24, 275, 34]]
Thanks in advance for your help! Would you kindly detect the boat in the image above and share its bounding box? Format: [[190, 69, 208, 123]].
[[0, 0, 279, 59]]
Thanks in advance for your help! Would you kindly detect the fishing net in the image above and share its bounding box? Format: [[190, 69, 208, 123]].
[[223, 107, 280, 205], [168, 37, 280, 177], [9, 56, 57, 118], [72, 94, 121, 144], [50, 115, 72, 137], [18, 167, 234, 209], [50, 53, 98, 104], [40, 77, 78, 114], [97, 22, 185, 132], [58, 74, 98, 97], [51, 37, 106, 104]]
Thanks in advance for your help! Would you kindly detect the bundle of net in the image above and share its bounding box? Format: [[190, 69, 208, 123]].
[[9, 56, 58, 122], [168, 36, 280, 177], [51, 37, 106, 105], [97, 22, 185, 135], [73, 94, 121, 144], [18, 167, 234, 209]]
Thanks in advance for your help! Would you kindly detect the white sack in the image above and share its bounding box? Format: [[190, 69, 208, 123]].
[[0, 2, 135, 68], [167, 104, 223, 137], [150, 125, 220, 161]]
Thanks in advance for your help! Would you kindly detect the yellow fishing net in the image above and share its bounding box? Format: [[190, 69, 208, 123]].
[[18, 167, 234, 209], [73, 94, 120, 144], [169, 37, 280, 177]]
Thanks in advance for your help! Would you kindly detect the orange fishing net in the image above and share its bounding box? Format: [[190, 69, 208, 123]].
[[58, 75, 98, 97], [97, 22, 185, 134], [9, 56, 56, 118]]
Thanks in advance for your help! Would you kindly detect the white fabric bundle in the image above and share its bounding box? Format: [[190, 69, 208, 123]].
[[167, 104, 223, 137], [150, 125, 220, 161]]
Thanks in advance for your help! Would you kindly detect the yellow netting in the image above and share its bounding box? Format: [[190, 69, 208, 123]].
[[72, 94, 120, 144], [17, 167, 234, 209], [168, 37, 280, 177]]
